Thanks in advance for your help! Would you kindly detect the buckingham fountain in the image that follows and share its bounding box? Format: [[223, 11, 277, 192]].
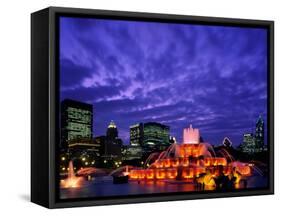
[[61, 125, 256, 198], [128, 125, 251, 188]]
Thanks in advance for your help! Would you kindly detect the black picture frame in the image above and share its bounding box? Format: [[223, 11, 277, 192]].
[[31, 6, 274, 208]]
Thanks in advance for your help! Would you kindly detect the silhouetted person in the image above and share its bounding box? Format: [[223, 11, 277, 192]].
[[227, 172, 236, 190], [176, 166, 184, 180], [215, 165, 229, 191]]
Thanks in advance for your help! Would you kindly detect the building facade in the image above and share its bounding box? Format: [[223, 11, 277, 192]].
[[241, 133, 256, 153], [130, 122, 170, 147], [129, 122, 170, 161], [96, 121, 123, 161], [240, 116, 265, 154], [122, 145, 143, 161], [143, 122, 170, 147], [68, 138, 100, 157], [255, 115, 265, 148], [107, 120, 119, 139], [130, 123, 144, 146], [61, 99, 93, 149]]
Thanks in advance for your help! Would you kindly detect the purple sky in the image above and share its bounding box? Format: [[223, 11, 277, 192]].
[[59, 17, 268, 146]]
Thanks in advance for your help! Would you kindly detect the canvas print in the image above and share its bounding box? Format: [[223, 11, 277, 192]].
[[58, 16, 269, 200]]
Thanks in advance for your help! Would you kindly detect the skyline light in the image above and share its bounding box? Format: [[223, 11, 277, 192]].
[[59, 17, 268, 146]]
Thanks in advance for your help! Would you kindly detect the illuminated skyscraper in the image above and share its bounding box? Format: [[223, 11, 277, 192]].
[[143, 122, 170, 147], [255, 115, 264, 148], [241, 133, 256, 153], [61, 99, 93, 148], [99, 121, 123, 160], [130, 122, 170, 147], [240, 116, 265, 154], [106, 120, 118, 139], [130, 123, 144, 146]]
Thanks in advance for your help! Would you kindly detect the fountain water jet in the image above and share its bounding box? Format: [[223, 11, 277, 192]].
[[129, 125, 253, 186], [144, 152, 159, 167], [109, 165, 133, 176], [61, 161, 82, 188]]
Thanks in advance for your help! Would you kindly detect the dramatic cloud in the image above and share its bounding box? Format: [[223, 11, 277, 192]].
[[60, 17, 268, 146]]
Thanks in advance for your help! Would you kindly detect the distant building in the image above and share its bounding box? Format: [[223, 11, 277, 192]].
[[93, 135, 107, 156], [241, 133, 256, 153], [130, 123, 144, 146], [143, 122, 170, 147], [96, 121, 122, 160], [61, 99, 93, 149], [129, 122, 170, 147], [68, 138, 100, 158], [106, 121, 123, 158], [240, 115, 265, 154], [107, 120, 118, 139], [129, 122, 170, 160], [122, 145, 143, 161], [255, 115, 265, 148]]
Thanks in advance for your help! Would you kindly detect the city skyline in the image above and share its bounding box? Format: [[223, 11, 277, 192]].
[[60, 97, 266, 147], [60, 17, 268, 146]]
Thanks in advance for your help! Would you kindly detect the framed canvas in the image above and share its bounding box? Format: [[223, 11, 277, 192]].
[[31, 6, 274, 208]]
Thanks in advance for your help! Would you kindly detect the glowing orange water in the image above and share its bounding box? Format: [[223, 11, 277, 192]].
[[61, 161, 82, 188], [129, 142, 252, 183]]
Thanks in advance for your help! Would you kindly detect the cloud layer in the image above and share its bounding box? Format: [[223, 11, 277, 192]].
[[60, 17, 268, 146]]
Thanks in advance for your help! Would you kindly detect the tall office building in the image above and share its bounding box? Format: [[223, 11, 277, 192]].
[[255, 115, 264, 148], [241, 133, 256, 153], [130, 123, 144, 146], [106, 120, 118, 140], [240, 116, 266, 154], [143, 122, 170, 146], [97, 121, 122, 160], [130, 122, 170, 147], [61, 99, 93, 148], [93, 135, 107, 158]]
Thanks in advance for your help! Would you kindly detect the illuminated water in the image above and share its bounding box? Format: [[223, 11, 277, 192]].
[[60, 174, 268, 199]]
